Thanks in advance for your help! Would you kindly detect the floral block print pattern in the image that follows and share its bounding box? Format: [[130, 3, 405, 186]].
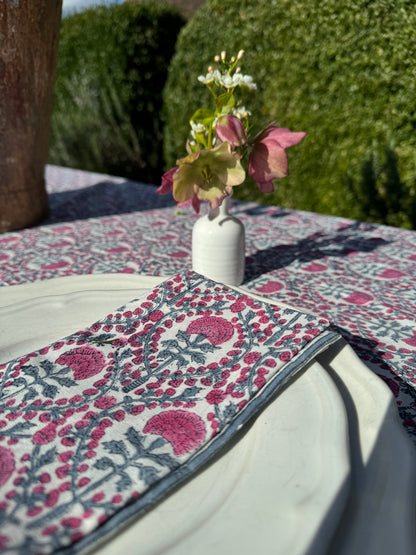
[[2, 167, 415, 446], [0, 271, 338, 554]]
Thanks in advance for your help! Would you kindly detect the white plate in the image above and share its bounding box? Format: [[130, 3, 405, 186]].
[[317, 345, 416, 555], [1, 274, 415, 555], [0, 274, 351, 555]]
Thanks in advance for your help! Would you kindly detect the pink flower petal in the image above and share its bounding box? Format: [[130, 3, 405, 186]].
[[260, 127, 306, 149], [248, 140, 288, 192], [157, 167, 177, 195], [177, 193, 201, 214], [248, 126, 306, 192]]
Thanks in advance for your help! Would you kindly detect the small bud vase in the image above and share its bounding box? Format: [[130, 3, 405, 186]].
[[192, 195, 245, 285]]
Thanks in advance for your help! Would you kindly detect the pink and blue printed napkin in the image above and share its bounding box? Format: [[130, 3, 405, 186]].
[[0, 271, 339, 554]]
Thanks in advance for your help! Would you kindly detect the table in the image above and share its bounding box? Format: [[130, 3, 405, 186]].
[[1, 165, 415, 446], [1, 166, 416, 555]]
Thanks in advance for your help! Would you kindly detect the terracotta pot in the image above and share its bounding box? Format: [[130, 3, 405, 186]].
[[0, 1, 63, 232]]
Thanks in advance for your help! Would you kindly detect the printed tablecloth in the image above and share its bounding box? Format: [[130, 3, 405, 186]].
[[1, 165, 415, 445]]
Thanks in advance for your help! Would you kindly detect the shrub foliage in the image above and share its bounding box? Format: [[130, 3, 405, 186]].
[[163, 0, 416, 228], [49, 2, 185, 184]]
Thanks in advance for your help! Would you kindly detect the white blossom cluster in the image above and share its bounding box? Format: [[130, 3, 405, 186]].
[[190, 122, 206, 138], [198, 70, 257, 91], [190, 121, 219, 146], [232, 105, 251, 119]]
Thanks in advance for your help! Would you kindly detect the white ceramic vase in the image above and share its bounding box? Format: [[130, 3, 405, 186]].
[[192, 195, 245, 285]]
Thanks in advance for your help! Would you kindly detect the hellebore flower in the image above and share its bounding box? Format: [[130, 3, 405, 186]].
[[248, 127, 306, 193], [157, 166, 177, 195], [173, 141, 245, 211], [158, 166, 201, 212], [215, 115, 247, 147], [178, 193, 201, 213]]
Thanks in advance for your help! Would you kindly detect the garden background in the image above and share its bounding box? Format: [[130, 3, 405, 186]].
[[49, 0, 416, 229]]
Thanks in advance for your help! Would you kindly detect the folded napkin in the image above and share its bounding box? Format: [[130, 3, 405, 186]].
[[0, 271, 339, 554]]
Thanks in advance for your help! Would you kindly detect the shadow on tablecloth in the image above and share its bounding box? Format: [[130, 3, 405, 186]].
[[245, 222, 390, 280], [43, 181, 176, 224]]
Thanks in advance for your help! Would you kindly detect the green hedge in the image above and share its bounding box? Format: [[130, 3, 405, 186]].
[[49, 2, 185, 184], [163, 0, 416, 228]]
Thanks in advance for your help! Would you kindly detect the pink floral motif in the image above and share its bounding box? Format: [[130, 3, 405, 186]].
[[149, 310, 164, 322], [94, 396, 117, 409], [186, 316, 233, 345], [243, 352, 262, 364], [0, 446, 15, 488], [143, 410, 206, 455], [206, 389, 226, 405], [33, 422, 58, 445], [403, 333, 416, 347], [45, 490, 60, 507], [256, 281, 284, 293], [61, 517, 82, 528], [378, 268, 406, 279], [344, 291, 374, 305], [41, 260, 69, 271], [56, 346, 106, 380], [303, 263, 327, 273]]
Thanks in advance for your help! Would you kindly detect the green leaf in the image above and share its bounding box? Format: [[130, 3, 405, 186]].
[[194, 131, 208, 148], [190, 108, 215, 127], [215, 92, 235, 115]]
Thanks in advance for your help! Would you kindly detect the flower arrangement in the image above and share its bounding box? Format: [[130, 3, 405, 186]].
[[158, 50, 306, 212]]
